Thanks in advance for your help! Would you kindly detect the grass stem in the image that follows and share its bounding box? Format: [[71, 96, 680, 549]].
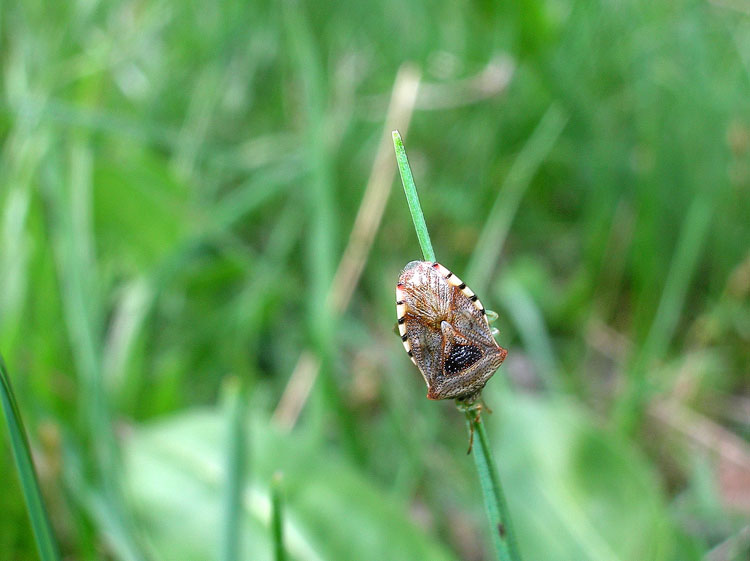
[[392, 131, 435, 262], [221, 377, 247, 561], [392, 135, 521, 561], [465, 408, 522, 561], [271, 472, 286, 561]]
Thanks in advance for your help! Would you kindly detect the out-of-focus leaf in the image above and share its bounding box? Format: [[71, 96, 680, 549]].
[[485, 389, 679, 561], [122, 410, 457, 561], [93, 148, 190, 272]]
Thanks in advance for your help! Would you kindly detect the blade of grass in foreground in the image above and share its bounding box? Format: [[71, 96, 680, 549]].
[[0, 354, 62, 561], [392, 132, 521, 561], [271, 472, 286, 561], [465, 408, 521, 561], [393, 131, 435, 263], [221, 377, 247, 561]]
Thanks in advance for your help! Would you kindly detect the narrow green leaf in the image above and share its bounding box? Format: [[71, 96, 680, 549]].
[[393, 135, 521, 560], [271, 472, 286, 561], [0, 354, 61, 561], [392, 131, 436, 263], [465, 408, 523, 561], [221, 377, 248, 561]]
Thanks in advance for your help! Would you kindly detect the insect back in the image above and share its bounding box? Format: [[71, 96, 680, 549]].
[[395, 261, 507, 403]]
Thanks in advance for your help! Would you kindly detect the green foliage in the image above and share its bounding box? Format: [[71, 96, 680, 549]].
[[1, 0, 748, 559], [488, 388, 681, 561], [123, 410, 456, 561], [0, 356, 60, 561]]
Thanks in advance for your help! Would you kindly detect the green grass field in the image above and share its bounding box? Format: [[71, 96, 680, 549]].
[[1, 0, 749, 559]]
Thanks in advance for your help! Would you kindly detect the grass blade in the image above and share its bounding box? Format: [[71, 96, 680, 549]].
[[392, 131, 436, 262], [465, 408, 522, 561], [0, 354, 61, 561], [221, 377, 247, 561], [271, 472, 286, 561], [393, 136, 521, 561]]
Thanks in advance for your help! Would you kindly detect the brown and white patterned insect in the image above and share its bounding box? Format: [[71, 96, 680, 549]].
[[396, 261, 507, 403]]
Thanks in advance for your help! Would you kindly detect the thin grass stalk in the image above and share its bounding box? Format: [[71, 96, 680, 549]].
[[392, 132, 521, 561], [465, 408, 521, 561], [0, 354, 61, 561], [221, 377, 247, 561], [392, 131, 435, 263], [271, 472, 286, 561]]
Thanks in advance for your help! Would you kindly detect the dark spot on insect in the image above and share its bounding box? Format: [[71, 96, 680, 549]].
[[445, 272, 452, 278], [470, 295, 478, 302], [444, 344, 482, 375], [497, 523, 506, 537], [398, 317, 405, 324], [401, 334, 408, 342], [432, 262, 439, 268], [458, 282, 466, 289], [396, 300, 404, 305], [480, 307, 486, 315], [407, 350, 413, 357]]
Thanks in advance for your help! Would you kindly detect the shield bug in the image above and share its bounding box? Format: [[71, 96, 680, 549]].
[[396, 260, 507, 404]]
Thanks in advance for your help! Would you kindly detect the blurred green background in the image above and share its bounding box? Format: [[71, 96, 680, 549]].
[[1, 0, 749, 559]]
